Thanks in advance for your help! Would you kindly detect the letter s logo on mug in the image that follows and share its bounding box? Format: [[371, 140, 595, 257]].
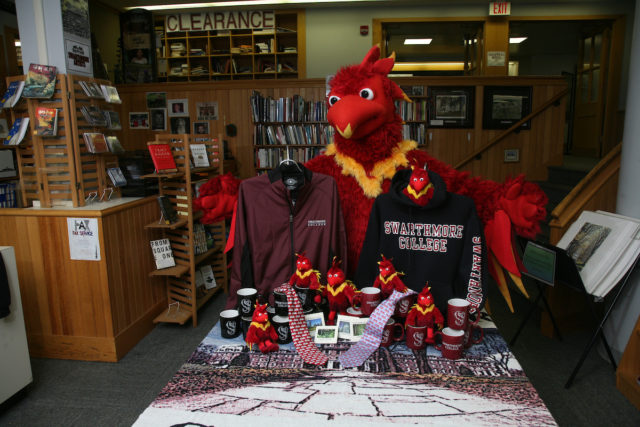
[[454, 311, 466, 328]]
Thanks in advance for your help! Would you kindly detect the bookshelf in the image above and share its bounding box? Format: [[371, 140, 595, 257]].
[[144, 133, 228, 327], [250, 90, 333, 172], [154, 10, 305, 82], [395, 85, 428, 146]]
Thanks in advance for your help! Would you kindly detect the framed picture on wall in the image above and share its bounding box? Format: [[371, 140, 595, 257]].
[[427, 86, 475, 128], [482, 86, 532, 130], [168, 99, 189, 117]]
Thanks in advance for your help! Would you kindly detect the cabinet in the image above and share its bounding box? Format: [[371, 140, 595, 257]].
[[616, 313, 640, 410], [144, 133, 227, 327], [250, 90, 332, 172], [154, 10, 305, 81]]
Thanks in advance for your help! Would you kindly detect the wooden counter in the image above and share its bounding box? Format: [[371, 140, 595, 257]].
[[0, 197, 166, 362]]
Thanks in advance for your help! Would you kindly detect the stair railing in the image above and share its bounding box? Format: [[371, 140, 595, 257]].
[[454, 88, 569, 170]]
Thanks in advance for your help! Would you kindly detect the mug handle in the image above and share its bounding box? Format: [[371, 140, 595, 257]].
[[469, 323, 484, 345], [434, 330, 443, 351], [352, 293, 362, 310]]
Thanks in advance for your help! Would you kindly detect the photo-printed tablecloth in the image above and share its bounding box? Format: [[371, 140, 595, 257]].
[[134, 314, 557, 426]]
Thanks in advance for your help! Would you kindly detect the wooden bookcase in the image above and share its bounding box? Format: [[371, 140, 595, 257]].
[[5, 74, 123, 208], [250, 90, 332, 172], [154, 10, 305, 81], [616, 313, 640, 410], [144, 133, 227, 327]]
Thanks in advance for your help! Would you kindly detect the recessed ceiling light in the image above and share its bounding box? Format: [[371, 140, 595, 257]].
[[404, 38, 433, 45], [14, 40, 20, 47], [509, 37, 528, 44]]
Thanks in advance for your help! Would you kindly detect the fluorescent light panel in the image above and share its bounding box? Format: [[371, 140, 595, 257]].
[[509, 37, 527, 44], [126, 0, 379, 10], [404, 38, 432, 45]]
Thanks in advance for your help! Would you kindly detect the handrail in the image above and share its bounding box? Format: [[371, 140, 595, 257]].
[[549, 143, 622, 228], [454, 87, 569, 170]]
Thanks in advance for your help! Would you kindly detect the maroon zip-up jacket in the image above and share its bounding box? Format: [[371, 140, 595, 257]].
[[226, 165, 347, 309]]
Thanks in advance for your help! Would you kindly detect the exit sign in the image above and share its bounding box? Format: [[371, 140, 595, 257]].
[[490, 1, 511, 15]]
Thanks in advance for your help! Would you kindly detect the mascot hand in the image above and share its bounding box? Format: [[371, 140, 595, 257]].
[[498, 179, 547, 239]]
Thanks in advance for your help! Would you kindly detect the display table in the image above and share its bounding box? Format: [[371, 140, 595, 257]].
[[134, 314, 556, 426], [0, 197, 166, 362]]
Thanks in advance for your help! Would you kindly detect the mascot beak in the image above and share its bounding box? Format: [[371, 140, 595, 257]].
[[328, 94, 386, 140]]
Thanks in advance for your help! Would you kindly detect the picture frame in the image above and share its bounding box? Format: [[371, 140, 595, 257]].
[[168, 98, 189, 117], [314, 326, 338, 344], [170, 117, 190, 134], [150, 108, 167, 131], [349, 317, 368, 342], [427, 86, 475, 128], [336, 315, 355, 339], [482, 86, 532, 130], [146, 92, 167, 109], [129, 112, 149, 129], [196, 102, 219, 120], [304, 312, 325, 337], [193, 121, 209, 135]]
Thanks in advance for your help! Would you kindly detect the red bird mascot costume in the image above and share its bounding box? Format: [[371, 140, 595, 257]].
[[372, 255, 408, 299], [193, 172, 241, 224], [405, 285, 444, 344], [245, 302, 279, 353], [321, 257, 358, 325], [306, 46, 547, 310]]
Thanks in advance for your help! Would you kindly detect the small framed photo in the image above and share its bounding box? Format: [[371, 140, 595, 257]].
[[129, 112, 149, 129], [314, 326, 338, 344], [482, 86, 532, 130], [196, 102, 219, 120], [427, 86, 475, 128], [168, 98, 189, 117], [350, 318, 368, 341], [150, 108, 167, 131], [337, 315, 355, 339], [146, 92, 167, 109], [193, 121, 209, 135], [170, 117, 190, 134], [305, 312, 325, 337]]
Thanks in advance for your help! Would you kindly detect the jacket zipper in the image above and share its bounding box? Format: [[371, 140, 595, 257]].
[[289, 199, 296, 276]]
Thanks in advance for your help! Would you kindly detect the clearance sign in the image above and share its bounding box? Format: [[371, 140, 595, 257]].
[[165, 10, 275, 32]]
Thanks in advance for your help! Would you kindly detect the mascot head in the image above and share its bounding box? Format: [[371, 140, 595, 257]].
[[403, 165, 435, 206], [416, 285, 435, 307], [251, 302, 269, 323], [326, 257, 345, 286], [377, 254, 397, 278], [327, 45, 410, 141], [295, 252, 312, 272]]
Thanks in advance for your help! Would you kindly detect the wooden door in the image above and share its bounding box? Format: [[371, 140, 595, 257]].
[[572, 28, 610, 157]]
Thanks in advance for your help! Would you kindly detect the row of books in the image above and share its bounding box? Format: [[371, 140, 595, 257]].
[[148, 142, 213, 173], [82, 133, 124, 154], [395, 99, 429, 122], [254, 123, 334, 146], [255, 147, 322, 169], [80, 105, 122, 129], [401, 123, 427, 145], [250, 91, 328, 123], [78, 80, 122, 104]]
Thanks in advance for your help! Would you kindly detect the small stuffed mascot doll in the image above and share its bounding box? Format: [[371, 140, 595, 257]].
[[402, 165, 434, 207], [405, 284, 444, 344], [245, 302, 279, 353], [321, 257, 358, 325], [373, 255, 408, 299], [289, 252, 322, 290]]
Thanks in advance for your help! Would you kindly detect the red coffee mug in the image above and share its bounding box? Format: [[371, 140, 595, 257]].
[[435, 327, 465, 360], [463, 318, 484, 348], [447, 298, 470, 331], [405, 324, 431, 350], [380, 318, 404, 347], [394, 293, 417, 318], [353, 287, 381, 316]]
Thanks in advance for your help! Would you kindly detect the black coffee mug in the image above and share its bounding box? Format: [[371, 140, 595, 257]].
[[237, 288, 258, 317], [220, 309, 241, 339], [272, 315, 292, 344], [273, 289, 289, 316], [294, 285, 311, 309]]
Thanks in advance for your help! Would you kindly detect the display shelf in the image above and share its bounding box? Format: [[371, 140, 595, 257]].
[[145, 217, 189, 230], [153, 305, 192, 325], [147, 133, 227, 327], [155, 10, 305, 81]]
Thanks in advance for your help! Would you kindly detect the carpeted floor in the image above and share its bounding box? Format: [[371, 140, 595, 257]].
[[0, 282, 638, 426]]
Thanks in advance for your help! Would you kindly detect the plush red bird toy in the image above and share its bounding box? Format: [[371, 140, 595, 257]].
[[305, 45, 547, 310], [373, 255, 408, 299], [245, 302, 279, 353], [403, 165, 434, 206], [321, 257, 358, 325], [405, 284, 444, 344], [289, 252, 322, 290]]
